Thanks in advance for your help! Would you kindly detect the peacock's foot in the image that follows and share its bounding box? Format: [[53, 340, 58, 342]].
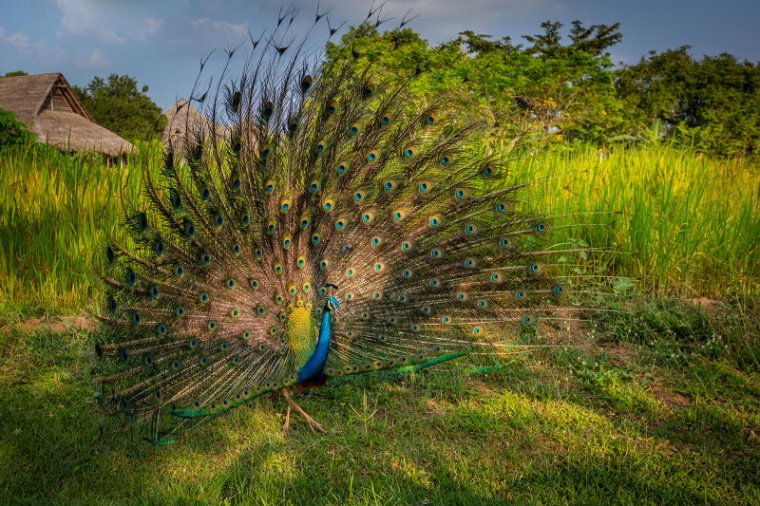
[[282, 388, 326, 434], [282, 405, 291, 433]]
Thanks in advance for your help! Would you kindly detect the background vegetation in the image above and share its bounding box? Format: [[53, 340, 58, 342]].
[[0, 19, 757, 505], [73, 74, 167, 143]]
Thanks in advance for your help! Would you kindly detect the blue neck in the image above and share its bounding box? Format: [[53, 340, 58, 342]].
[[297, 309, 332, 383]]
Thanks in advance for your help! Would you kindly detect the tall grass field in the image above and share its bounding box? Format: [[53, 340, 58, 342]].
[[0, 141, 758, 504], [1, 141, 757, 315]]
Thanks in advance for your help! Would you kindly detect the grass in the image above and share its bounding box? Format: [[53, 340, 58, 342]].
[[1, 141, 757, 316], [0, 143, 149, 315], [510, 142, 760, 297], [0, 298, 757, 504], [0, 141, 758, 503]]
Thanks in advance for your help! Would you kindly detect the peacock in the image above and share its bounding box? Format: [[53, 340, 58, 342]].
[[93, 5, 604, 443]]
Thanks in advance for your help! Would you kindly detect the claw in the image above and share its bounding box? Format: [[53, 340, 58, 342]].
[[282, 388, 327, 434]]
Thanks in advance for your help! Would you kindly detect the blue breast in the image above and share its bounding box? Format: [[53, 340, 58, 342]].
[[297, 301, 334, 382]]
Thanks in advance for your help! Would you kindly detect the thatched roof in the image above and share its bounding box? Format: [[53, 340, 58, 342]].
[[0, 73, 132, 156], [163, 99, 230, 146]]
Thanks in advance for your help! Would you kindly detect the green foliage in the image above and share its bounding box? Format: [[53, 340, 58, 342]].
[[327, 21, 628, 146], [73, 74, 167, 143], [514, 143, 760, 297], [327, 23, 760, 158], [0, 141, 153, 314], [0, 108, 34, 147], [1, 141, 756, 315], [2, 70, 28, 77], [617, 47, 760, 158]]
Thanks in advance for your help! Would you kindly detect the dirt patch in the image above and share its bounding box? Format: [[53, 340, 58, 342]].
[[649, 383, 690, 408], [0, 316, 97, 334], [690, 297, 726, 317], [538, 307, 591, 345], [604, 341, 640, 368]]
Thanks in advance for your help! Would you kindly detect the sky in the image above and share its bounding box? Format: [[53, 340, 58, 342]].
[[1, 0, 759, 109]]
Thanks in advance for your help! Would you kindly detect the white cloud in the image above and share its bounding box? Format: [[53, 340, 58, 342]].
[[0, 26, 65, 62], [0, 26, 108, 69], [134, 17, 164, 40], [191, 17, 249, 41], [54, 0, 126, 43], [0, 27, 45, 55], [74, 48, 109, 68]]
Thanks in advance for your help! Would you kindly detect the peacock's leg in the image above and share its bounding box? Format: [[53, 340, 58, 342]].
[[282, 389, 326, 433], [282, 405, 291, 433]]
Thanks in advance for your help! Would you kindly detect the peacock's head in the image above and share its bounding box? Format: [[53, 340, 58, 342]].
[[323, 283, 340, 312], [326, 296, 340, 312]]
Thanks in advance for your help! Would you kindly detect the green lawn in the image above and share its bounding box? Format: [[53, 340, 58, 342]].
[[1, 299, 757, 505], [1, 141, 758, 504]]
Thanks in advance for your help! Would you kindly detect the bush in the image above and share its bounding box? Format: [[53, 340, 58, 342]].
[[0, 108, 34, 147]]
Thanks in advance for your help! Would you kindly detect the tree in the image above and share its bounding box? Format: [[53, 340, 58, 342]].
[[73, 74, 166, 143], [0, 108, 35, 147], [3, 70, 28, 77], [326, 20, 628, 145], [617, 48, 760, 157]]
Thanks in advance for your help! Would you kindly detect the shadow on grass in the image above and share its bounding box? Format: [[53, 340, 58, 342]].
[[1, 326, 758, 504]]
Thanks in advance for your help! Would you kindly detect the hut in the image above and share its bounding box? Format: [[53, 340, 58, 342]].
[[0, 73, 133, 157], [162, 99, 231, 151]]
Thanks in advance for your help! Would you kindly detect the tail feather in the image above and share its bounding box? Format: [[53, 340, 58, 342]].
[[93, 11, 610, 440]]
